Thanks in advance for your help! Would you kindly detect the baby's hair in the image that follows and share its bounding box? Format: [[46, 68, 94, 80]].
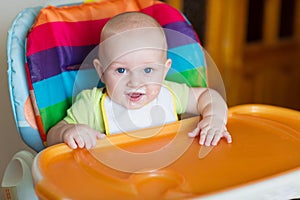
[[101, 11, 166, 45], [98, 12, 168, 68]]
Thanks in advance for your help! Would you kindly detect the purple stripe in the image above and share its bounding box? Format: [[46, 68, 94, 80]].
[[27, 45, 96, 83], [163, 21, 199, 49], [27, 21, 199, 83]]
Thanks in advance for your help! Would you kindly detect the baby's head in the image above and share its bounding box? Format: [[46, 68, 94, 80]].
[[96, 12, 169, 69], [100, 11, 166, 44], [94, 12, 172, 109]]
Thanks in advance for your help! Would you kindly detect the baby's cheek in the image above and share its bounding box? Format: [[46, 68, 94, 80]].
[[148, 86, 161, 97]]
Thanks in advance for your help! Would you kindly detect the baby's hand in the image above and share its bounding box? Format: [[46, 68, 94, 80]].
[[188, 116, 232, 146], [62, 124, 105, 149]]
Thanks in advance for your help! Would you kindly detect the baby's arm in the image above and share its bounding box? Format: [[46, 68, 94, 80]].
[[186, 88, 232, 146], [47, 120, 105, 149]]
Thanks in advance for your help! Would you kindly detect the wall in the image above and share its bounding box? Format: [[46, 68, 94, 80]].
[[0, 0, 46, 199]]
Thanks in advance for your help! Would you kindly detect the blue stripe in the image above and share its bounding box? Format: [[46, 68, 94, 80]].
[[167, 43, 205, 75], [33, 69, 101, 109]]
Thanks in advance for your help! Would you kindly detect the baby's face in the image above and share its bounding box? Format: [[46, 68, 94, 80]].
[[101, 49, 171, 109], [95, 27, 170, 109]]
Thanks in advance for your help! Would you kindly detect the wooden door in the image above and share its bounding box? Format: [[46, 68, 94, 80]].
[[205, 0, 300, 110], [166, 0, 300, 110]]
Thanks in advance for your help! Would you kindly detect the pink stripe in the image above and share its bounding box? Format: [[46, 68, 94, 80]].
[[141, 3, 185, 26], [27, 19, 108, 56], [27, 3, 185, 56]]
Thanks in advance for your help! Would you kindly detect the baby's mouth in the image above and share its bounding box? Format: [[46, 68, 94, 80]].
[[127, 92, 145, 102], [125, 88, 146, 103]]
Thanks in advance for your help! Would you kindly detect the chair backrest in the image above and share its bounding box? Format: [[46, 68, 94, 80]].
[[8, 0, 207, 152]]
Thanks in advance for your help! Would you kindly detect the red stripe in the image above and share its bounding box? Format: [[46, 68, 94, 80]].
[[36, 115, 47, 142], [27, 19, 107, 56], [25, 63, 34, 90]]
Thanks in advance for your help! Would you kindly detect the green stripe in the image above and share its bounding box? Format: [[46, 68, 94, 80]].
[[166, 67, 207, 87], [40, 97, 72, 133]]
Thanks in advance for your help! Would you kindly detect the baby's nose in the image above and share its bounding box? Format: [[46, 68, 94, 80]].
[[127, 73, 142, 87]]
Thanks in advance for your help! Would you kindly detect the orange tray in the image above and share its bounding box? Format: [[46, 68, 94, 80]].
[[32, 104, 300, 199]]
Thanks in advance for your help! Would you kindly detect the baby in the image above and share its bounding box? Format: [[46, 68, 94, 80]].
[[47, 12, 232, 149]]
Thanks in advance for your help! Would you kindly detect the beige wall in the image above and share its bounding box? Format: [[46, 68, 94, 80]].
[[0, 0, 46, 198]]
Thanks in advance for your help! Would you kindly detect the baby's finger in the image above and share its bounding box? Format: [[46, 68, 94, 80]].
[[84, 134, 96, 149], [197, 118, 209, 130], [223, 131, 232, 143], [188, 125, 201, 137], [211, 131, 222, 146], [204, 129, 216, 146], [88, 130, 104, 148], [97, 133, 106, 139], [91, 131, 105, 148], [199, 130, 207, 145], [66, 139, 78, 149], [84, 138, 92, 149], [198, 124, 211, 145], [63, 131, 80, 149], [74, 133, 85, 148]]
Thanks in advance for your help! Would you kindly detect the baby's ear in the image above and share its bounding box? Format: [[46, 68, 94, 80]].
[[93, 58, 105, 83], [163, 59, 172, 76]]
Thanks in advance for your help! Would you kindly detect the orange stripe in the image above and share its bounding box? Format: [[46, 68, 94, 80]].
[[33, 0, 158, 27]]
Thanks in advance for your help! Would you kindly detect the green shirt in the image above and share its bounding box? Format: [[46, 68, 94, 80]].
[[64, 81, 189, 133]]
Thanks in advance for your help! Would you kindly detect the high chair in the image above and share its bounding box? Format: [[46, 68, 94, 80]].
[[2, 0, 300, 199]]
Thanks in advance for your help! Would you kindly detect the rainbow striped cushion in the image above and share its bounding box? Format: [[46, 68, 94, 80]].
[[25, 0, 207, 144]]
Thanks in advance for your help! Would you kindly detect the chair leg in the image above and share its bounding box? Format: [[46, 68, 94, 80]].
[[1, 150, 38, 200]]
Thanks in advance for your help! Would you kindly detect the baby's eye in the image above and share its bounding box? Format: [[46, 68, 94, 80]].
[[116, 68, 126, 74], [144, 67, 152, 73]]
